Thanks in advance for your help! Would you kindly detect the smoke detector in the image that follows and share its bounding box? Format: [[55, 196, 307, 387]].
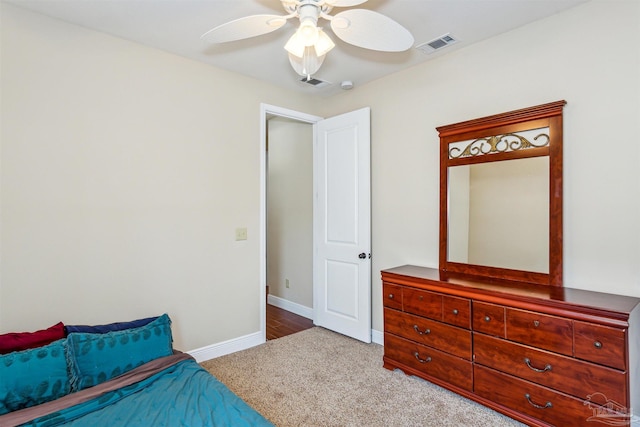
[[340, 80, 354, 90]]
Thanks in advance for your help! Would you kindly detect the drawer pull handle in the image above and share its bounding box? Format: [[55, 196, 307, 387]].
[[452, 309, 459, 315], [413, 325, 431, 335], [524, 358, 552, 373], [414, 352, 432, 364], [484, 316, 491, 322], [533, 320, 540, 327], [388, 294, 394, 299], [525, 393, 552, 409], [594, 341, 603, 349]]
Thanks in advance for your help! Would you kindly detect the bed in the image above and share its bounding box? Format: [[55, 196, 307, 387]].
[[0, 315, 273, 427]]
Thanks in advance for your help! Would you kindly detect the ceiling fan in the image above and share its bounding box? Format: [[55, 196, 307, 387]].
[[201, 0, 414, 79]]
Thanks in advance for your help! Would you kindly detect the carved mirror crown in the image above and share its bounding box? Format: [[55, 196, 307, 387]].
[[437, 101, 566, 286]]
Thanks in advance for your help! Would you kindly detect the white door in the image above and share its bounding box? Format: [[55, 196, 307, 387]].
[[313, 107, 371, 343]]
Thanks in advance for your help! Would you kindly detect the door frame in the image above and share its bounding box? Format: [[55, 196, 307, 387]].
[[259, 103, 323, 342]]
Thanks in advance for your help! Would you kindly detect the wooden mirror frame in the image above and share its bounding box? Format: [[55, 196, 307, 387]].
[[437, 100, 566, 286]]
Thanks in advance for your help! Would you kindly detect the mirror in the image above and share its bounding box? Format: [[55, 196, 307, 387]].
[[448, 157, 549, 273], [437, 101, 566, 286]]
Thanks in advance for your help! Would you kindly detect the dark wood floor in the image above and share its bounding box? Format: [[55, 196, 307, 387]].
[[266, 304, 314, 340]]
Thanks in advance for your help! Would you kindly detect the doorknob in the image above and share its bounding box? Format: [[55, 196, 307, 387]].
[[358, 253, 366, 259]]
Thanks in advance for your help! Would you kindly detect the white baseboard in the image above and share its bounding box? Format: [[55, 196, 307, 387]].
[[188, 331, 264, 363], [189, 297, 382, 363], [189, 327, 381, 363], [267, 294, 313, 319]]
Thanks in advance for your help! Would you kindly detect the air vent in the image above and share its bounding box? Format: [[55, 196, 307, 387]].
[[416, 34, 458, 54], [299, 76, 331, 88]]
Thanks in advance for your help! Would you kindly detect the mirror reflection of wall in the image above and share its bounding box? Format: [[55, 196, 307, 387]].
[[448, 165, 470, 263], [448, 157, 549, 273]]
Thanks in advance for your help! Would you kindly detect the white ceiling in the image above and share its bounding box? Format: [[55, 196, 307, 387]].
[[7, 0, 587, 97]]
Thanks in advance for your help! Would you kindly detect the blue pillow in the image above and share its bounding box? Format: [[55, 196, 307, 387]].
[[65, 316, 158, 334], [66, 314, 173, 391], [0, 339, 70, 415]]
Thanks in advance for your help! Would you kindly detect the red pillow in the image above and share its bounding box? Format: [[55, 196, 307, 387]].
[[0, 322, 66, 354]]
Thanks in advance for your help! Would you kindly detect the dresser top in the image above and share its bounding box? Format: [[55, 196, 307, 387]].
[[382, 265, 640, 318]]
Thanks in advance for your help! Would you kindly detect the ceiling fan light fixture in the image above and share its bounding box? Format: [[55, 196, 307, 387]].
[[298, 19, 319, 46], [284, 31, 306, 57], [286, 26, 334, 61], [314, 29, 335, 57], [288, 46, 326, 77]]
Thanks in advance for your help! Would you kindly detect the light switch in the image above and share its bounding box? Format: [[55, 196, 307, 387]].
[[235, 227, 248, 241]]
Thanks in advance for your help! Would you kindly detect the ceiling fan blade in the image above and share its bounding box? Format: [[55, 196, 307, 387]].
[[325, 0, 369, 6], [201, 14, 288, 43], [330, 9, 414, 52]]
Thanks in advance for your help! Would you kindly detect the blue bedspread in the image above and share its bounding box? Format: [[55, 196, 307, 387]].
[[20, 359, 273, 427]]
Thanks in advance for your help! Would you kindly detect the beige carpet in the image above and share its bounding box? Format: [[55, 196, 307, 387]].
[[201, 327, 524, 427]]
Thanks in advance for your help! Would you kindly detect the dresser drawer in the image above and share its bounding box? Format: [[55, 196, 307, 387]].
[[384, 309, 471, 359], [403, 288, 442, 320], [443, 295, 471, 329], [384, 333, 472, 391], [475, 365, 604, 426], [473, 333, 627, 406], [472, 301, 505, 337], [506, 308, 573, 356], [383, 282, 403, 310], [574, 321, 626, 370]]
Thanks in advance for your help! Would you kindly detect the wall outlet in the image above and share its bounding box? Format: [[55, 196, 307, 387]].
[[285, 279, 290, 288], [235, 227, 247, 241]]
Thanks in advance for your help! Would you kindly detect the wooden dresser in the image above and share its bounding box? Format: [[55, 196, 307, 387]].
[[382, 265, 640, 427]]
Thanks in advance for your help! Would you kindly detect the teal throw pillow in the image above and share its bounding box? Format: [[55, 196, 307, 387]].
[[66, 313, 173, 391], [0, 338, 70, 415]]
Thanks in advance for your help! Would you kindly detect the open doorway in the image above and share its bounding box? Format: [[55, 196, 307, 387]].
[[259, 104, 371, 343], [260, 104, 322, 341], [265, 116, 314, 340]]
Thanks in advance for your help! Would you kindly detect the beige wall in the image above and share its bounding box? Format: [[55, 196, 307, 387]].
[[318, 0, 640, 332], [2, 0, 639, 345], [266, 118, 313, 308], [0, 4, 317, 350]]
